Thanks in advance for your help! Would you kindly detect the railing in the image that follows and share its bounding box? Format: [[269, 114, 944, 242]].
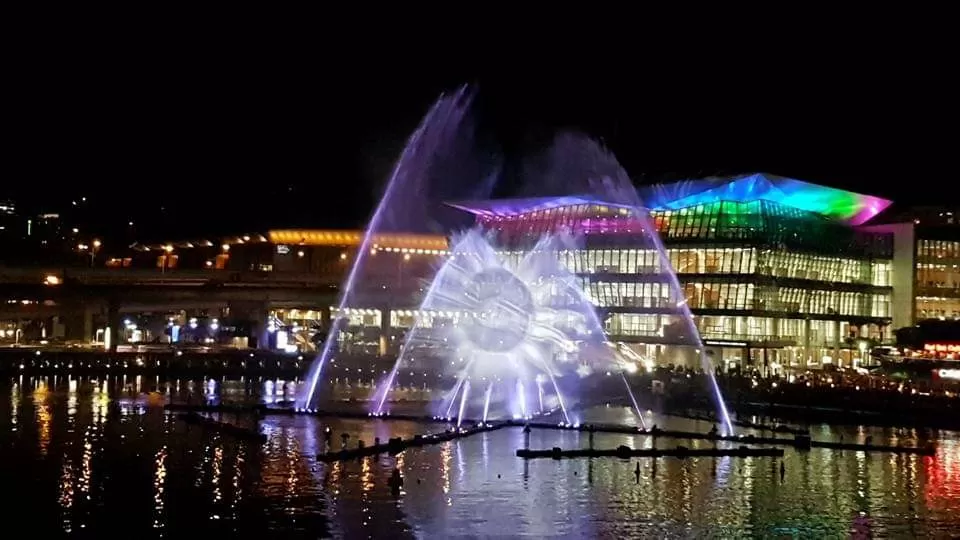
[[0, 266, 341, 288]]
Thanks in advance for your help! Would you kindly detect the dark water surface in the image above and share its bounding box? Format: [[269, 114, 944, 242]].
[[1, 375, 959, 538]]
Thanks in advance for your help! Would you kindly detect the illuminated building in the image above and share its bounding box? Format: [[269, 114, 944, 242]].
[[862, 205, 960, 326], [453, 173, 896, 370], [114, 173, 956, 370]]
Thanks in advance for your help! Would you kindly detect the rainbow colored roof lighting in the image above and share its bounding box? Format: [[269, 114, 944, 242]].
[[638, 173, 892, 225], [450, 173, 892, 226]]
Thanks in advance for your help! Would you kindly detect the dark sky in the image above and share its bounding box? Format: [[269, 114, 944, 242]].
[[5, 27, 955, 244]]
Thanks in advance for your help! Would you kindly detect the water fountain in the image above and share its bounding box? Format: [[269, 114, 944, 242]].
[[298, 85, 491, 409], [299, 91, 733, 435], [372, 229, 629, 425]]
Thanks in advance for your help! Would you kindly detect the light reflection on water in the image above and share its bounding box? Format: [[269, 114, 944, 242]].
[[1, 375, 959, 537]]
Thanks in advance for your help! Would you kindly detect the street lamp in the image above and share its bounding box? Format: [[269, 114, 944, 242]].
[[162, 245, 174, 273], [90, 239, 101, 267]]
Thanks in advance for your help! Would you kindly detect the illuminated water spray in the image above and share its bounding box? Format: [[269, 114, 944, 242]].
[[376, 229, 621, 424], [586, 169, 735, 435], [536, 377, 544, 413], [636, 216, 733, 435], [456, 380, 470, 428], [444, 375, 467, 420], [621, 372, 647, 429], [482, 382, 493, 424], [297, 86, 475, 410], [516, 379, 528, 419]]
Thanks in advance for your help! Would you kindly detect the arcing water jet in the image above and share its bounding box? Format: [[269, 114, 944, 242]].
[[297, 86, 478, 411]]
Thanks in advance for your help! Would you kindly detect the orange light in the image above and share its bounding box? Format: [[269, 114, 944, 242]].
[[267, 229, 448, 250]]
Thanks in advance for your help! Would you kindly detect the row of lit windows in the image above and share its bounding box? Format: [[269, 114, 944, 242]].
[[671, 248, 756, 274], [604, 314, 873, 343], [506, 248, 892, 287], [554, 249, 664, 275], [586, 279, 890, 318], [916, 297, 960, 321], [917, 263, 960, 289], [585, 282, 676, 308], [918, 239, 960, 260], [761, 288, 890, 318], [681, 283, 755, 310], [757, 251, 889, 286], [328, 310, 887, 354]]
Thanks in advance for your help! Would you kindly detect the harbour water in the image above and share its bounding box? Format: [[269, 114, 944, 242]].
[[2, 375, 959, 537]]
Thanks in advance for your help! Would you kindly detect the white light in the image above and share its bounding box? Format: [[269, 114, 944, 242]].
[[939, 368, 960, 380]]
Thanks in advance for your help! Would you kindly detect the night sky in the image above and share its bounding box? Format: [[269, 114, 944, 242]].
[[5, 30, 955, 246]]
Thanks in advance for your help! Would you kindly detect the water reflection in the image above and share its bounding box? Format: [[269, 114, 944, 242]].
[[34, 380, 51, 456], [154, 445, 167, 530], [3, 375, 960, 536], [59, 452, 75, 532]]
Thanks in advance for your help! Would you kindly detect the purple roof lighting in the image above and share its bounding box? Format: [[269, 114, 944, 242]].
[[446, 196, 633, 217]]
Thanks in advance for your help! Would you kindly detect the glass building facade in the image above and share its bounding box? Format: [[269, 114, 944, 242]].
[[454, 174, 897, 372], [915, 236, 960, 321]]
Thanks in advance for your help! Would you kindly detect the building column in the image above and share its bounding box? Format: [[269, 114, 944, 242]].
[[321, 304, 332, 331], [832, 320, 841, 367], [802, 319, 811, 369], [229, 301, 271, 349], [253, 305, 271, 350], [57, 301, 94, 342], [106, 301, 120, 352], [379, 307, 391, 356]]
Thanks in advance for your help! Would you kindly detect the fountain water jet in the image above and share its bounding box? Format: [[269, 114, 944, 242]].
[[553, 133, 735, 435], [516, 379, 528, 418], [542, 367, 571, 425], [456, 380, 470, 427], [298, 100, 446, 409], [482, 381, 493, 423], [299, 85, 484, 410], [537, 377, 544, 413], [444, 375, 467, 419], [620, 372, 647, 429]]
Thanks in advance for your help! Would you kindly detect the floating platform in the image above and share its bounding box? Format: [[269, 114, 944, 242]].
[[810, 440, 936, 455], [690, 415, 807, 435], [316, 422, 505, 463], [523, 422, 936, 456], [165, 406, 936, 457], [516, 444, 785, 460], [176, 412, 268, 443]]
